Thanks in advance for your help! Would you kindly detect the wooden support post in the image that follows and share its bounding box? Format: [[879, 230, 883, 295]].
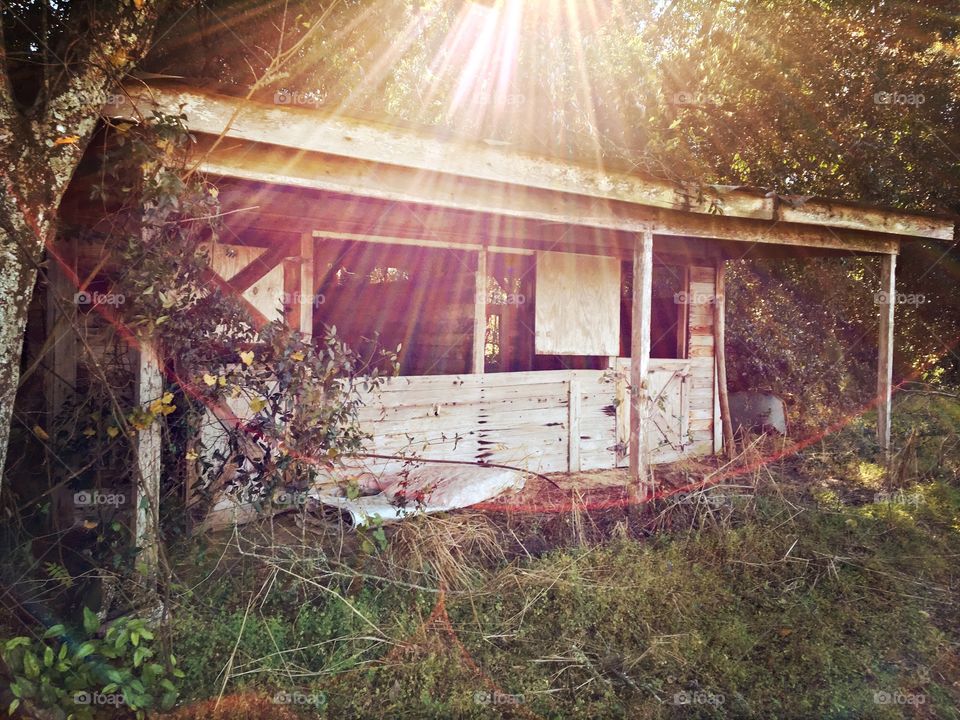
[[568, 377, 581, 472], [296, 233, 315, 337], [45, 243, 77, 421], [283, 258, 300, 328], [677, 266, 690, 359], [714, 262, 735, 458], [472, 248, 487, 374], [877, 253, 896, 454], [135, 341, 162, 583], [628, 230, 654, 499], [615, 359, 629, 467]]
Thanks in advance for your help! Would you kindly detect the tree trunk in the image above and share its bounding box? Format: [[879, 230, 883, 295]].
[[0, 222, 43, 477], [0, 1, 163, 486]]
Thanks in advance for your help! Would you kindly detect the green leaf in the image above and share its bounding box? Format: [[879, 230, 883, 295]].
[[82, 607, 101, 635], [44, 646, 54, 667], [161, 690, 178, 710], [43, 624, 66, 639], [5, 637, 30, 651], [8, 698, 20, 715], [133, 646, 152, 668], [22, 651, 40, 679], [74, 642, 96, 660]]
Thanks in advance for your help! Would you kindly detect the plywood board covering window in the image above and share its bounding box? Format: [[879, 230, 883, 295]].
[[534, 251, 620, 356]]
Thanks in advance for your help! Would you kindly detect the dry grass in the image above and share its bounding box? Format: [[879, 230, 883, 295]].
[[383, 511, 506, 592]]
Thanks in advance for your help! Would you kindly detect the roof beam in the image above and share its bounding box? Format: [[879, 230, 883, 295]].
[[107, 84, 955, 242], [199, 136, 902, 254]]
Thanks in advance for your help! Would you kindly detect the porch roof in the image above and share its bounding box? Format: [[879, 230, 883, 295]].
[[105, 82, 956, 255]]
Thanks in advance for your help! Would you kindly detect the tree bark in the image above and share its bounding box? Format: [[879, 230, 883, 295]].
[[0, 1, 163, 482]]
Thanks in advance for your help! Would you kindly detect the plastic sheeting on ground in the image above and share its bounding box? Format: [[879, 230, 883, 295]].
[[312, 464, 526, 527], [197, 464, 527, 531]]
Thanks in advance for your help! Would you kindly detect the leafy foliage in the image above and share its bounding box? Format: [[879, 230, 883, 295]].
[[191, 321, 395, 507], [1, 610, 183, 718]]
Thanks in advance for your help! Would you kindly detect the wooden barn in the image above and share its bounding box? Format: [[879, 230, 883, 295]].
[[47, 82, 955, 537]]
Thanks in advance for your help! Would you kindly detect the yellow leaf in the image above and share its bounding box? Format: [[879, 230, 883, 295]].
[[291, 351, 305, 362], [203, 373, 217, 387], [54, 136, 80, 145], [149, 399, 163, 415], [161, 404, 176, 416], [32, 425, 50, 441], [82, 427, 96, 437], [250, 397, 267, 413], [185, 450, 198, 461], [134, 0, 144, 8], [106, 426, 120, 438], [161, 392, 174, 404], [239, 350, 255, 366], [218, 375, 227, 387], [83, 520, 99, 529]]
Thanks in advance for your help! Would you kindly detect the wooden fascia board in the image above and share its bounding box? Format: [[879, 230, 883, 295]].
[[195, 136, 902, 254], [107, 85, 955, 242]]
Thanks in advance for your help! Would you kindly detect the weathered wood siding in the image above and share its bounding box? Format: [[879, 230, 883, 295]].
[[208, 244, 286, 322], [686, 266, 718, 455], [350, 264, 718, 475]]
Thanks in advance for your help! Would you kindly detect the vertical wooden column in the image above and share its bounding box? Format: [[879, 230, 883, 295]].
[[877, 253, 897, 453], [45, 243, 77, 420], [714, 262, 735, 458], [472, 248, 487, 374], [135, 341, 162, 582], [298, 233, 315, 338], [568, 377, 581, 472], [628, 230, 654, 498]]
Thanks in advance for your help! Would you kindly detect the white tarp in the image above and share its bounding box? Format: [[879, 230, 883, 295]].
[[199, 464, 527, 531], [312, 464, 527, 527]]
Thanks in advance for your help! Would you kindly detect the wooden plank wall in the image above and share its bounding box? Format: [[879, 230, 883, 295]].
[[354, 361, 715, 476], [686, 266, 717, 455], [195, 263, 718, 479]]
